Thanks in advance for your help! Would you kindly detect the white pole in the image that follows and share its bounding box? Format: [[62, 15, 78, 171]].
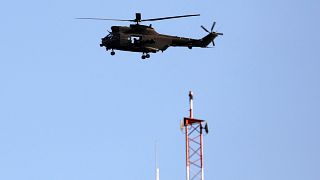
[[156, 168, 160, 180], [155, 141, 160, 180], [189, 91, 193, 118]]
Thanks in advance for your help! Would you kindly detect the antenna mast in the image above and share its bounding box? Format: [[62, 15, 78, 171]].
[[183, 91, 208, 180], [155, 141, 160, 180]]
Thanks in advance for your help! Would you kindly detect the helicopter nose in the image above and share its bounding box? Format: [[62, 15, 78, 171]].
[[101, 36, 113, 48], [100, 42, 107, 47], [100, 37, 108, 46]]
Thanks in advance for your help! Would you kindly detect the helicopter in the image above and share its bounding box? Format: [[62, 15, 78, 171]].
[[77, 13, 223, 59]]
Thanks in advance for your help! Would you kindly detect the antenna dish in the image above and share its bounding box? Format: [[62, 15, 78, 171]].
[[204, 122, 209, 134]]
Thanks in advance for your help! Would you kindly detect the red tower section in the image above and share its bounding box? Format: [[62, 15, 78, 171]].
[[182, 91, 208, 180]]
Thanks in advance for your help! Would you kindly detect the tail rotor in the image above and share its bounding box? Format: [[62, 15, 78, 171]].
[[201, 21, 223, 47]]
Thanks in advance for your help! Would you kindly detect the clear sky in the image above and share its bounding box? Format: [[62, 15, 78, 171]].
[[0, 0, 319, 180]]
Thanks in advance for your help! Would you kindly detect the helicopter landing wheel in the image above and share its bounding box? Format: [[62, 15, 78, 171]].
[[141, 55, 146, 59], [146, 54, 150, 58], [188, 46, 192, 49], [111, 51, 115, 56]]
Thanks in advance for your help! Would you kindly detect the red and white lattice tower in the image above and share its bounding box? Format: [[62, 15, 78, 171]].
[[181, 91, 209, 180]]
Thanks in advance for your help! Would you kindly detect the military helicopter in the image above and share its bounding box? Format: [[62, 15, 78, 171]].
[[77, 13, 223, 59]]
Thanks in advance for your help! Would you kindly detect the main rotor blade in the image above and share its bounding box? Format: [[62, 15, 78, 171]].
[[75, 18, 134, 22], [201, 25, 210, 33], [216, 32, 223, 36], [211, 22, 216, 32], [141, 14, 200, 22]]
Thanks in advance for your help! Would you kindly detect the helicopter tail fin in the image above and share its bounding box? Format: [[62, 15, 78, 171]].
[[200, 22, 223, 47], [201, 33, 217, 47]]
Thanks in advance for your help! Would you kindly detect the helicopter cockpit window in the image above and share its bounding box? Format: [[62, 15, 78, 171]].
[[104, 34, 112, 40], [129, 36, 141, 44]]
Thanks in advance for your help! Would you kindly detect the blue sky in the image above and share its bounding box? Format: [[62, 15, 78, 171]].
[[0, 0, 320, 180]]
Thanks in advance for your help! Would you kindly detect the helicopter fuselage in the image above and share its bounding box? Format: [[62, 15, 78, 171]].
[[100, 24, 217, 56], [77, 13, 222, 59]]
